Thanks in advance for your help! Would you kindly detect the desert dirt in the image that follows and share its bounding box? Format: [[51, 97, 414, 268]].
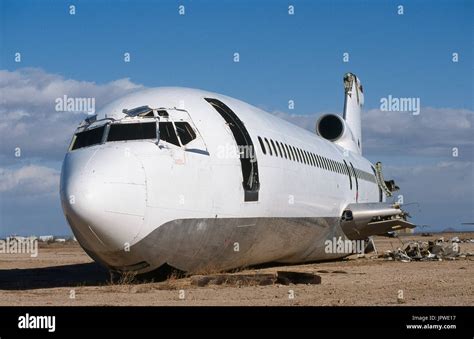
[[0, 232, 472, 306]]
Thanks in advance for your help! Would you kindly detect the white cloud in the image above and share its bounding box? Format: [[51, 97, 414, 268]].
[[0, 165, 59, 197], [363, 107, 473, 158], [385, 161, 473, 203], [272, 107, 473, 159], [382, 160, 474, 229], [0, 68, 144, 162]]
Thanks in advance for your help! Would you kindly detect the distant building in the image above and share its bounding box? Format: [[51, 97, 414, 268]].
[[397, 228, 414, 235], [54, 238, 66, 243], [39, 235, 54, 242]]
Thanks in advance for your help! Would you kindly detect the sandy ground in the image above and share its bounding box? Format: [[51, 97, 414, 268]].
[[0, 233, 472, 306]]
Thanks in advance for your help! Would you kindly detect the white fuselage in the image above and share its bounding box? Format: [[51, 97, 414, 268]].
[[60, 87, 381, 274]]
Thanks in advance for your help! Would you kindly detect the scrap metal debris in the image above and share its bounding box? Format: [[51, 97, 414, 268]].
[[190, 271, 321, 287], [191, 274, 274, 287], [381, 237, 474, 262]]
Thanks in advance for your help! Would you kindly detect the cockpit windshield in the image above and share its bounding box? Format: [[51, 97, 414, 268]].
[[107, 122, 157, 142], [70, 106, 200, 151], [71, 125, 105, 150]]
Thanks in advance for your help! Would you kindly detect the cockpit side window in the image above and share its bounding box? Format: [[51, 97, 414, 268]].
[[175, 122, 196, 145], [158, 122, 180, 146], [71, 125, 106, 150], [107, 122, 157, 142]]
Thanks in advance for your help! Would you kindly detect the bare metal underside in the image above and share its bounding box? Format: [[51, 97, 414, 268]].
[[76, 216, 347, 274]]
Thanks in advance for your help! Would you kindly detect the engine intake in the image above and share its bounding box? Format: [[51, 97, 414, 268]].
[[316, 114, 359, 153], [316, 114, 344, 141]]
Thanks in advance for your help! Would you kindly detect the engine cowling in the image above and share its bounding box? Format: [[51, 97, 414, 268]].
[[316, 114, 358, 153]]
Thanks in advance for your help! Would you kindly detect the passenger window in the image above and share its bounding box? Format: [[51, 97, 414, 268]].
[[270, 140, 279, 157], [279, 142, 287, 159], [285, 144, 292, 160], [258, 136, 266, 155], [71, 125, 105, 150], [292, 147, 298, 162], [276, 141, 283, 158], [175, 122, 196, 145], [264, 138, 273, 156], [158, 122, 180, 146], [289, 146, 295, 161]]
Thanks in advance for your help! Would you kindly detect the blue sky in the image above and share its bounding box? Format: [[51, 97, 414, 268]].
[[2, 0, 472, 111], [0, 0, 473, 235]]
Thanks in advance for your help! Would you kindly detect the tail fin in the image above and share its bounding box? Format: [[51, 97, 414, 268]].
[[343, 73, 364, 154]]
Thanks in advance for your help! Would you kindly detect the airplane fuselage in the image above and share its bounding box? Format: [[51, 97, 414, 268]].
[[60, 85, 388, 274]]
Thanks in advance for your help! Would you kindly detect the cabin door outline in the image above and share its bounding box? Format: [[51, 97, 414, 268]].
[[205, 98, 260, 202]]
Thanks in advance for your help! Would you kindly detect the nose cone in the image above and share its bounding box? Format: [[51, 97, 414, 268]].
[[60, 146, 147, 252]]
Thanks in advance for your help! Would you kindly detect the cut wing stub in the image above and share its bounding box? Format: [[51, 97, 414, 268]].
[[341, 202, 415, 240]]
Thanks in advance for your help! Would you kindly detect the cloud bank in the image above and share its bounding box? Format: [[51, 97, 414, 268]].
[[0, 165, 60, 197], [273, 107, 473, 160], [0, 68, 144, 162]]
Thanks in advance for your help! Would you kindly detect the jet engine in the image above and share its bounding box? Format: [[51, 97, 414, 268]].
[[316, 114, 358, 153]]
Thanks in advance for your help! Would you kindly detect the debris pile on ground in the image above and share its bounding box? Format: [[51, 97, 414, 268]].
[[191, 271, 322, 287], [381, 237, 474, 262], [449, 236, 474, 243]]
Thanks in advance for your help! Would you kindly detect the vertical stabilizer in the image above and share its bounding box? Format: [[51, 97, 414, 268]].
[[343, 73, 364, 154]]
